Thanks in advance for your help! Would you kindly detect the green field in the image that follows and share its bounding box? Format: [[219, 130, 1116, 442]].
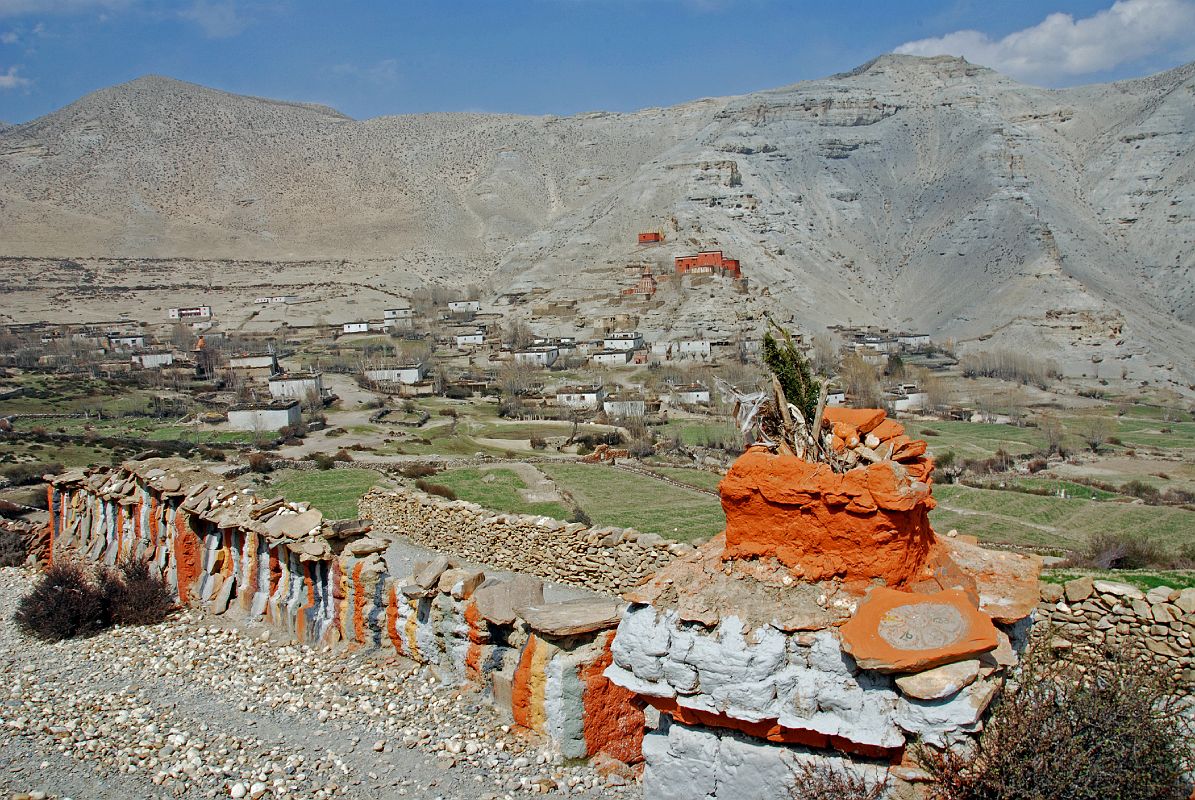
[[905, 421, 1045, 459], [659, 419, 739, 447], [641, 465, 725, 492], [263, 468, 385, 520], [1043, 570, 1195, 591], [538, 462, 725, 542], [931, 484, 1195, 554], [429, 467, 572, 519]]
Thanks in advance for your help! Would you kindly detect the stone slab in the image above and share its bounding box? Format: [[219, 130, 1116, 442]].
[[516, 598, 624, 637], [840, 587, 998, 673]]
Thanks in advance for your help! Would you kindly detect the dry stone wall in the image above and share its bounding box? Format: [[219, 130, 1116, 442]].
[[359, 487, 690, 597], [1039, 577, 1195, 694], [44, 462, 647, 767]]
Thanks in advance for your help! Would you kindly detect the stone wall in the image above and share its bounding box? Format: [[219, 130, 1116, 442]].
[[359, 487, 690, 596], [45, 462, 646, 765], [1039, 576, 1195, 694]]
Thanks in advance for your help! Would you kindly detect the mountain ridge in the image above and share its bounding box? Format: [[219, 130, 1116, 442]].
[[1, 55, 1192, 388]]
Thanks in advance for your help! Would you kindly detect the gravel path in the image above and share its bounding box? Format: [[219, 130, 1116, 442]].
[[0, 568, 638, 800]]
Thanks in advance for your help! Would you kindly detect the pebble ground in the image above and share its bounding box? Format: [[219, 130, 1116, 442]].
[[0, 567, 639, 800]]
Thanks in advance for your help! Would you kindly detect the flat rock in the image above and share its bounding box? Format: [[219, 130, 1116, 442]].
[[1063, 576, 1094, 602], [934, 537, 1041, 624], [343, 537, 388, 558], [414, 555, 450, 589], [839, 587, 998, 673], [1175, 589, 1195, 615], [263, 508, 323, 539], [516, 598, 623, 637], [1092, 580, 1144, 599], [895, 659, 981, 700], [473, 576, 544, 626]]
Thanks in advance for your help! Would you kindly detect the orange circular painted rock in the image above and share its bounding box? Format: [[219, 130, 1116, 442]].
[[839, 587, 999, 673], [719, 447, 936, 586]]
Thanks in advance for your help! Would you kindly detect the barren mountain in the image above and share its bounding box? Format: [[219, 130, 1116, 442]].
[[1, 55, 1192, 387]]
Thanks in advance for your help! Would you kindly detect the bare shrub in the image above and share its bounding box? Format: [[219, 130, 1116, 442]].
[[331, 449, 354, 462], [247, 452, 273, 473], [788, 761, 887, 800], [14, 561, 108, 641], [309, 453, 335, 470], [399, 463, 439, 479], [1070, 530, 1173, 570], [110, 558, 174, 626], [0, 530, 26, 567], [529, 436, 547, 451], [414, 479, 457, 500], [1026, 457, 1048, 474], [918, 647, 1194, 800]]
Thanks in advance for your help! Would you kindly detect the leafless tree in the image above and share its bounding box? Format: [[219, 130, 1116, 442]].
[[1075, 415, 1115, 453]]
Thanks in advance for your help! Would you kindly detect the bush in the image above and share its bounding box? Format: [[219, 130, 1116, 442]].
[[1025, 457, 1048, 474], [918, 648, 1194, 800], [788, 762, 887, 800], [247, 452, 273, 473], [1122, 479, 1161, 503], [628, 438, 656, 458], [414, 479, 457, 500], [438, 408, 458, 418], [1071, 529, 1173, 570], [309, 453, 335, 470], [1, 462, 63, 486], [0, 530, 26, 567], [529, 436, 547, 451], [109, 558, 174, 626], [332, 449, 353, 462], [568, 506, 592, 527], [443, 386, 471, 400], [399, 463, 439, 479], [15, 561, 109, 641]]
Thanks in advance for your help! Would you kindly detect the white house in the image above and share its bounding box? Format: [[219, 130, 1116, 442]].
[[556, 385, 605, 410], [602, 394, 646, 418], [364, 363, 428, 385], [514, 346, 559, 368], [448, 300, 481, 314], [131, 351, 174, 369], [890, 387, 929, 413], [227, 400, 302, 432], [106, 334, 145, 351], [651, 342, 673, 359], [897, 333, 931, 349], [455, 330, 486, 348], [268, 371, 326, 403], [253, 296, 300, 305], [677, 339, 712, 359], [826, 389, 847, 406], [384, 308, 414, 326], [228, 353, 279, 372], [591, 349, 632, 367], [672, 383, 711, 405], [603, 332, 643, 351], [167, 306, 212, 320], [342, 322, 370, 334]]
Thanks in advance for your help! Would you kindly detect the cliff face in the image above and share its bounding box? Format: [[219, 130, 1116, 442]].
[[2, 55, 1193, 384]]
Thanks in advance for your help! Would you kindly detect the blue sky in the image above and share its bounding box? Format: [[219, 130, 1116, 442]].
[[2, 0, 1194, 123]]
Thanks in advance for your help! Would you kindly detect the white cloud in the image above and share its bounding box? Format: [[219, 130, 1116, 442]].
[[894, 0, 1195, 84], [178, 0, 249, 38], [0, 63, 30, 89], [0, 29, 17, 43], [0, 0, 129, 16], [330, 58, 400, 86]]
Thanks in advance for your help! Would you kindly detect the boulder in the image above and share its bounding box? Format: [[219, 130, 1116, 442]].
[[344, 537, 388, 558], [1092, 580, 1144, 600]]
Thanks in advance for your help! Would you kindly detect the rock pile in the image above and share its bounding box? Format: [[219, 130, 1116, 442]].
[[359, 487, 688, 597], [1039, 577, 1195, 694]]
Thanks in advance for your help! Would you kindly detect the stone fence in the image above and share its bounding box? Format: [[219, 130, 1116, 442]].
[[359, 487, 691, 597], [1039, 576, 1195, 694], [44, 460, 646, 766]]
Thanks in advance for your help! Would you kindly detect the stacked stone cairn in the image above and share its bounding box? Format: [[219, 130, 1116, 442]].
[[604, 407, 1042, 799]]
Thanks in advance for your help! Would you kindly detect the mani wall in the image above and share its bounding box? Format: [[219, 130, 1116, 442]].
[[359, 487, 690, 597], [45, 460, 645, 765]]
